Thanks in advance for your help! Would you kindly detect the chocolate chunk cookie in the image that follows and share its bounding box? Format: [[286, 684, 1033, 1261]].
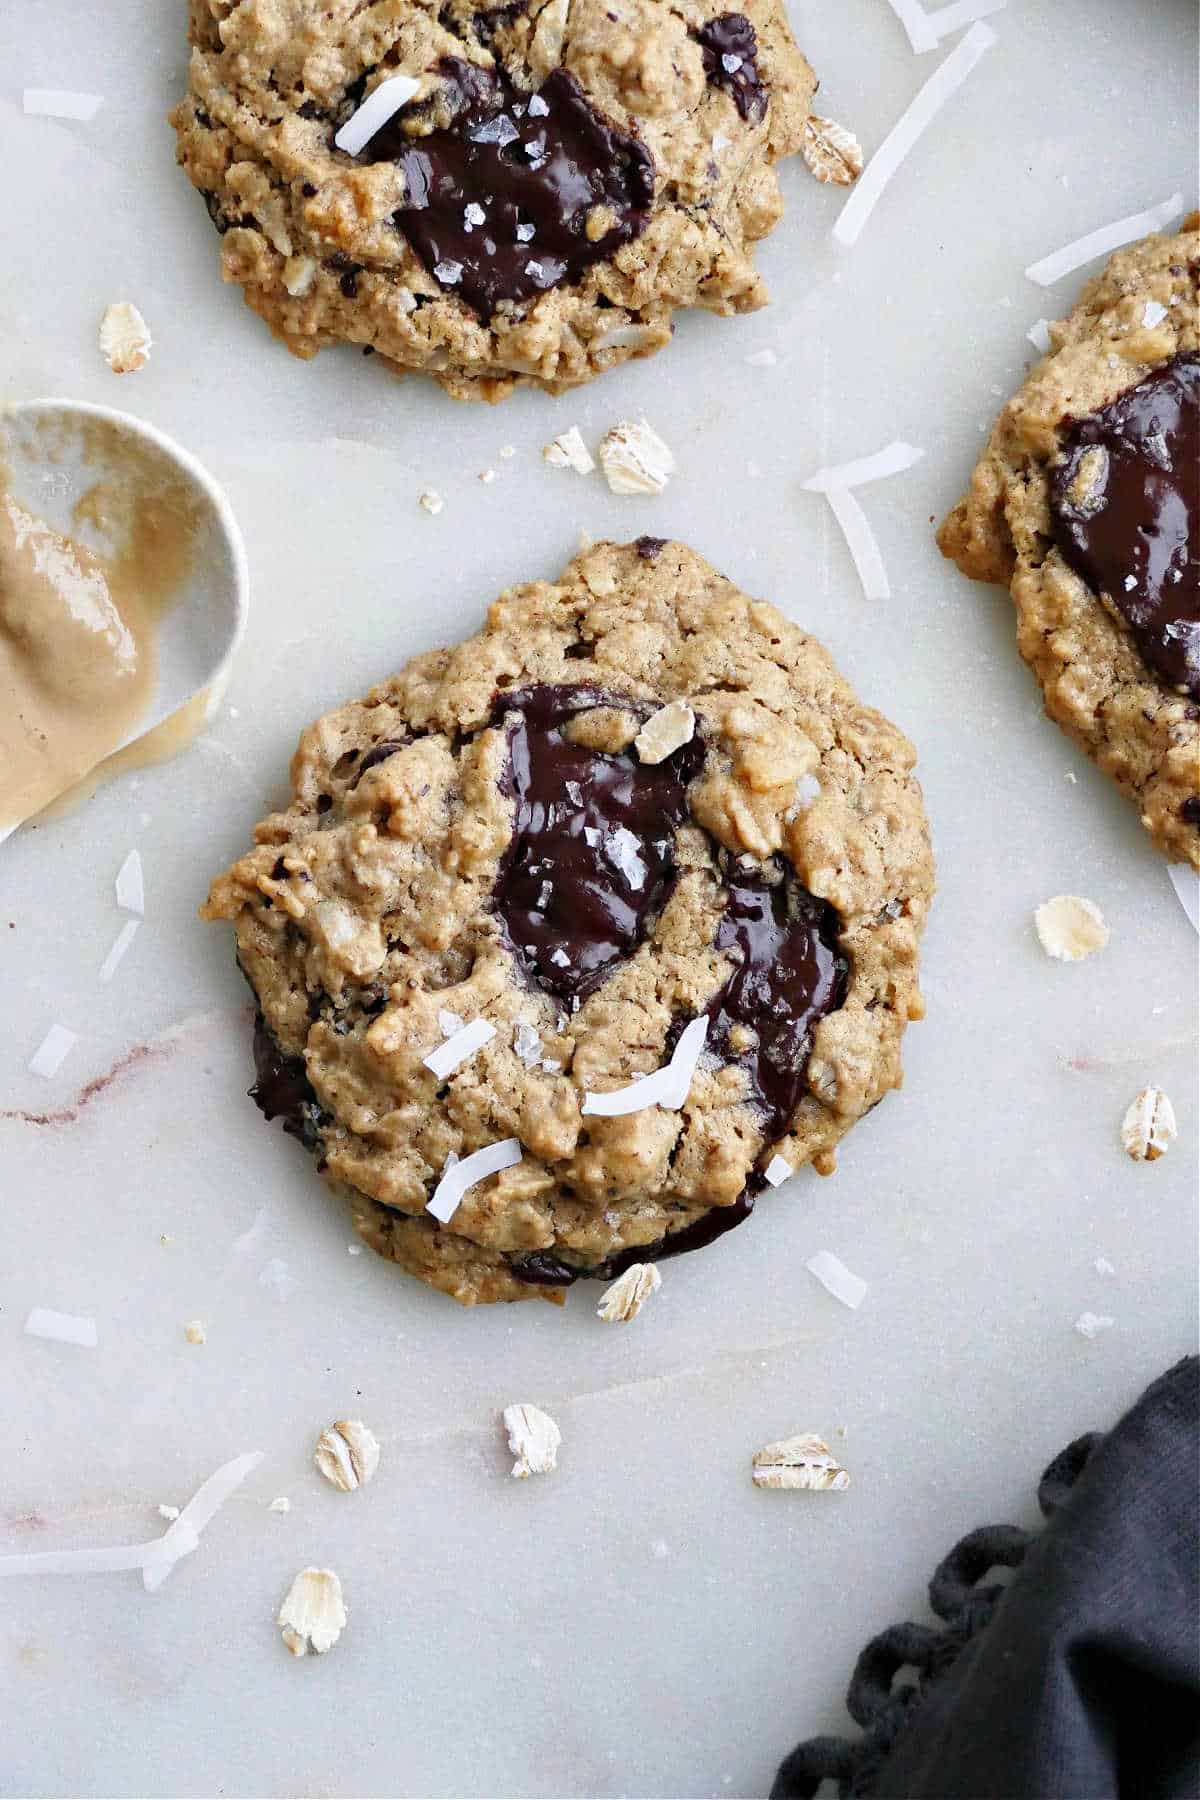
[[203, 541, 933, 1306], [938, 216, 1199, 865], [170, 0, 822, 399]]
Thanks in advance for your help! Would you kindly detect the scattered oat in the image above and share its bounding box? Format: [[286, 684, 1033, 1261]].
[[427, 1138, 522, 1224], [278, 1567, 347, 1656], [543, 426, 595, 474], [597, 1263, 661, 1323], [1074, 1311, 1115, 1340], [598, 418, 676, 495], [24, 1309, 97, 1348], [157, 1504, 180, 1522], [503, 1403, 561, 1478], [314, 1420, 380, 1492], [635, 700, 695, 764], [1121, 1087, 1177, 1162], [801, 115, 863, 186], [1034, 894, 1109, 962], [763, 1154, 794, 1187], [581, 1016, 707, 1116], [99, 302, 152, 374], [806, 1250, 868, 1310], [752, 1433, 850, 1491], [1025, 194, 1183, 286], [28, 1023, 77, 1080], [423, 1017, 496, 1078], [334, 73, 421, 155], [184, 1319, 206, 1345], [418, 490, 444, 515], [834, 24, 996, 247], [23, 88, 104, 120]]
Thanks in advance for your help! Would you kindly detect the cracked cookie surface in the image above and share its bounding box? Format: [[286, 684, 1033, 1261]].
[[170, 0, 819, 399], [938, 216, 1199, 865], [203, 540, 933, 1306]]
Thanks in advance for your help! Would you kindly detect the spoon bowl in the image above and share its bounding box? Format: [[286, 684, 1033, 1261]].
[[0, 397, 248, 840]]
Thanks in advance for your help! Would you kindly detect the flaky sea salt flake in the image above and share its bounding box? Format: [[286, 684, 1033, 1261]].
[[763, 1154, 794, 1187], [598, 418, 676, 495], [806, 1250, 868, 1310], [427, 1138, 522, 1224], [1025, 194, 1183, 286], [99, 302, 152, 374], [503, 1403, 561, 1478], [834, 24, 996, 247], [334, 74, 421, 155], [1074, 1311, 1115, 1341], [1027, 318, 1053, 353], [433, 260, 463, 286]]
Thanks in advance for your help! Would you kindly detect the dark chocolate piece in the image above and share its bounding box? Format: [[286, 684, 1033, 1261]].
[[249, 1013, 327, 1153], [698, 14, 767, 123], [362, 60, 654, 317], [1050, 355, 1199, 698], [492, 684, 704, 1005]]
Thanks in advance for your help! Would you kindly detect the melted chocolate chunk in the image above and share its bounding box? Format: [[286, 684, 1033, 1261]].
[[702, 861, 847, 1139], [698, 14, 767, 123], [1182, 795, 1200, 826], [508, 1190, 757, 1287], [1050, 355, 1199, 698], [492, 684, 704, 1005], [635, 535, 667, 560], [362, 60, 654, 317], [351, 738, 412, 785], [249, 1013, 327, 1153]]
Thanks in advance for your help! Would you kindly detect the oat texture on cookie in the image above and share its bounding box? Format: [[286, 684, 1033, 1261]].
[[169, 0, 822, 399], [938, 215, 1200, 865], [202, 541, 933, 1307]]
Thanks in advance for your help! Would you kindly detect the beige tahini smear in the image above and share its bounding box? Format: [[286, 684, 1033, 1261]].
[[0, 446, 198, 832]]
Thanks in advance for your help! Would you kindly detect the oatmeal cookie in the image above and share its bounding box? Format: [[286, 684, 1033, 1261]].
[[203, 540, 933, 1306], [170, 0, 824, 399], [938, 215, 1199, 864]]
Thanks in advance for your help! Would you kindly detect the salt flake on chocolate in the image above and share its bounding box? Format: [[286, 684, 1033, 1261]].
[[581, 1016, 708, 1117], [334, 74, 421, 156], [427, 1138, 522, 1224]]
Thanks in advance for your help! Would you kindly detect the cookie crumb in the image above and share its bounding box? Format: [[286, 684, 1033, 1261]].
[[597, 1262, 661, 1323], [1121, 1087, 1177, 1161], [801, 115, 863, 186], [99, 302, 152, 374], [314, 1420, 380, 1492], [183, 1320, 206, 1345], [503, 1403, 561, 1478], [634, 700, 695, 764], [278, 1567, 346, 1656], [598, 418, 675, 495], [1034, 895, 1109, 961], [418, 490, 444, 515], [1074, 1311, 1115, 1340], [543, 426, 595, 474], [752, 1433, 849, 1490]]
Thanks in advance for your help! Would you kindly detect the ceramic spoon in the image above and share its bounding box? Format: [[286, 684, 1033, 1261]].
[[0, 397, 248, 845]]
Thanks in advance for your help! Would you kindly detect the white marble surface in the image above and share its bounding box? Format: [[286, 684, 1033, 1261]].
[[1, 3, 1196, 1796]]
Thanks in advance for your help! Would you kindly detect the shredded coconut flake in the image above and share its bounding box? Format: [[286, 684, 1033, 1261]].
[[1074, 1311, 1115, 1341], [142, 1450, 263, 1592], [923, 0, 1008, 41], [28, 1024, 77, 1079], [1027, 317, 1053, 354], [333, 74, 421, 155], [745, 348, 778, 367], [513, 1020, 543, 1066], [427, 1138, 522, 1224], [581, 1017, 708, 1117], [1025, 193, 1184, 286], [806, 1250, 868, 1310], [543, 426, 595, 474], [834, 23, 996, 247], [422, 1017, 496, 1079], [803, 440, 925, 493], [25, 1308, 97, 1348], [823, 487, 892, 601], [882, 0, 938, 51], [99, 919, 140, 984], [114, 848, 144, 915], [23, 88, 104, 120], [763, 1154, 794, 1188], [1168, 862, 1200, 935]]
